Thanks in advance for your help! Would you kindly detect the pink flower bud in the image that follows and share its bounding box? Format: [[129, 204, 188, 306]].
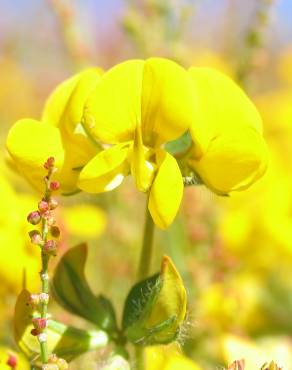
[[50, 181, 60, 191], [27, 211, 41, 225], [38, 200, 49, 213], [49, 198, 58, 210], [50, 226, 60, 238], [30, 328, 39, 336], [29, 230, 43, 246], [44, 157, 55, 170], [32, 317, 48, 331], [6, 353, 17, 368], [44, 240, 58, 256]]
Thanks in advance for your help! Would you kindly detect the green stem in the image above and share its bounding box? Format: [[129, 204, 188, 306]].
[[39, 217, 50, 364], [137, 200, 155, 281], [135, 197, 155, 370], [135, 346, 145, 370]]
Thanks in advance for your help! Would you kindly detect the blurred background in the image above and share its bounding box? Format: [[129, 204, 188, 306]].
[[0, 0, 292, 369]]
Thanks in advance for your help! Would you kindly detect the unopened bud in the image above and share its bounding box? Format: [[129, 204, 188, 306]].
[[47, 216, 56, 227], [38, 200, 49, 213], [27, 211, 41, 225], [57, 358, 69, 370], [39, 293, 49, 304], [50, 181, 60, 191], [49, 198, 58, 210], [42, 364, 58, 370], [50, 226, 60, 238], [44, 240, 58, 256], [44, 157, 55, 170], [48, 354, 58, 364], [7, 353, 17, 368], [28, 294, 40, 307], [32, 317, 48, 331], [228, 359, 245, 370], [38, 333, 48, 343], [29, 230, 44, 246], [30, 328, 39, 336]]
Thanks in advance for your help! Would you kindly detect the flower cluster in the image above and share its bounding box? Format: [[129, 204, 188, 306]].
[[7, 58, 268, 229], [26, 157, 67, 369]]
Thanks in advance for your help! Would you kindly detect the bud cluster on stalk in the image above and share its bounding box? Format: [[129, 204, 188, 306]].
[[27, 156, 60, 257], [26, 157, 64, 368]]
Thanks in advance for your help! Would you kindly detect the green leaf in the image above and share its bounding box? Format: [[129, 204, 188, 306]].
[[14, 289, 109, 363], [165, 130, 192, 155], [52, 243, 117, 333], [122, 256, 187, 345]]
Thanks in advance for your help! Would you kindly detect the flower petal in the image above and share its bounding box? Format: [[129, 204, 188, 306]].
[[142, 58, 197, 146], [188, 127, 269, 194], [42, 67, 103, 128], [78, 144, 130, 193], [83, 60, 144, 144], [188, 67, 263, 157], [43, 68, 103, 168], [148, 151, 183, 229], [6, 119, 65, 192], [131, 125, 155, 192]]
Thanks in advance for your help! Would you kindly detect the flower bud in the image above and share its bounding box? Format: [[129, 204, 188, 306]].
[[30, 328, 39, 336], [228, 359, 245, 370], [57, 358, 69, 370], [44, 240, 58, 256], [49, 198, 58, 210], [50, 181, 60, 191], [29, 230, 43, 246], [39, 293, 49, 304], [38, 200, 49, 213], [32, 317, 48, 331], [28, 293, 40, 307], [50, 226, 60, 238], [6, 353, 17, 368], [42, 365, 59, 370], [44, 157, 55, 170], [27, 211, 41, 225], [48, 354, 58, 364]]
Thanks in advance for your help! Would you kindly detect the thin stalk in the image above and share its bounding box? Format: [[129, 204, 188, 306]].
[[137, 199, 155, 281], [135, 197, 155, 370]]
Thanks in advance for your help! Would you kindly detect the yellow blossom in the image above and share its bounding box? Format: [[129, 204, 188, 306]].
[[78, 58, 196, 228], [6, 68, 102, 194], [185, 67, 268, 195]]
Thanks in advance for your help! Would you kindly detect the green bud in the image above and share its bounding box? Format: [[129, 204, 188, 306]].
[[122, 256, 187, 345]]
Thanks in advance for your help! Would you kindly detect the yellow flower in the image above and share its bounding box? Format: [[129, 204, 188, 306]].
[[6, 68, 102, 194], [146, 344, 202, 370], [185, 67, 268, 195], [78, 58, 196, 228]]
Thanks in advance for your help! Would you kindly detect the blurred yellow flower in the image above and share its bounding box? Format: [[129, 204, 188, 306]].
[[0, 170, 39, 293], [146, 344, 202, 370], [186, 67, 268, 195], [63, 204, 107, 238], [6, 68, 102, 194]]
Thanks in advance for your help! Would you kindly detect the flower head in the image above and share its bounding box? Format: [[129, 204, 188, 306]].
[[78, 58, 197, 228]]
